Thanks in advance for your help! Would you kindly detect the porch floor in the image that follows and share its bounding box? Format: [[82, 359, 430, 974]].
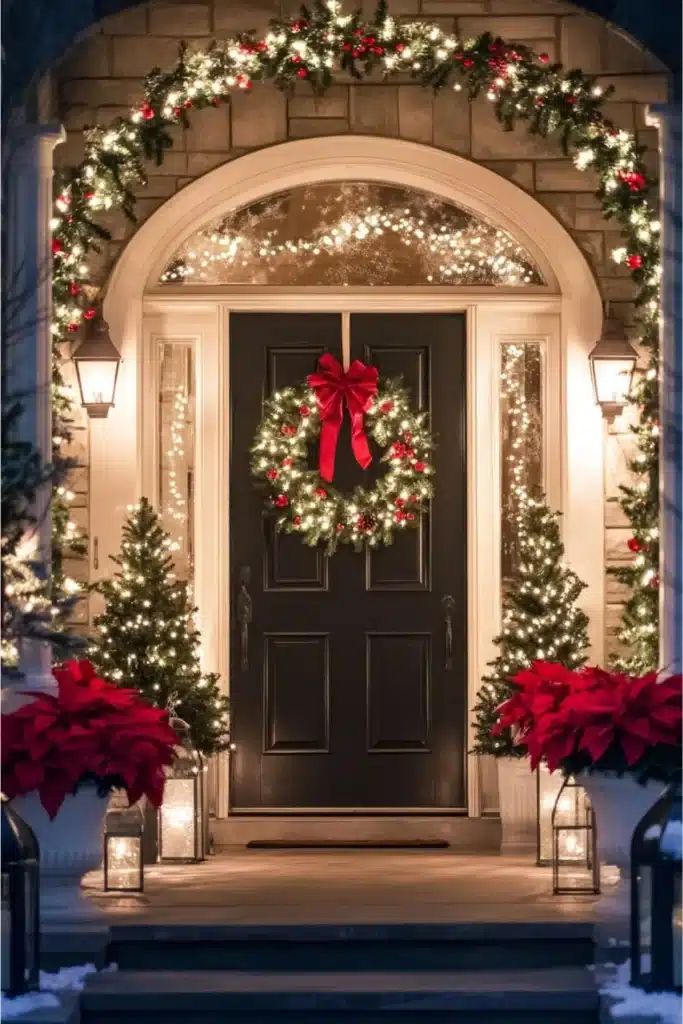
[[84, 850, 597, 927]]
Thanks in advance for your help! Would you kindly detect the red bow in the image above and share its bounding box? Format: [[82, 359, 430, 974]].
[[307, 354, 379, 483]]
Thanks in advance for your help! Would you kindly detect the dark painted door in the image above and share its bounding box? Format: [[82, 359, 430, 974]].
[[229, 312, 466, 810]]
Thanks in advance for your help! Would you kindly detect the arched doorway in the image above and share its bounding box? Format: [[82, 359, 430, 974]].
[[100, 135, 602, 825]]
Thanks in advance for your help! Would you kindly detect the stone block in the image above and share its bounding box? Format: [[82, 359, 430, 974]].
[[185, 103, 231, 150], [68, 465, 89, 494], [458, 15, 556, 39], [574, 230, 603, 269], [132, 176, 179, 197], [605, 499, 630, 529], [560, 16, 603, 72], [605, 628, 626, 662], [471, 96, 558, 159], [288, 118, 349, 138], [536, 192, 575, 229], [135, 196, 169, 222], [148, 3, 211, 35], [605, 603, 627, 634], [489, 0, 574, 10], [574, 207, 609, 231], [62, 78, 143, 107], [535, 160, 597, 191], [351, 86, 399, 136], [102, 8, 148, 34], [605, 433, 637, 499], [214, 0, 280, 34], [398, 87, 433, 144], [605, 29, 665, 73], [606, 573, 631, 601], [422, 1, 486, 13], [231, 88, 286, 147], [605, 527, 633, 564], [597, 75, 670, 103], [603, 276, 638, 301], [143, 150, 188, 176], [59, 35, 111, 79], [482, 160, 534, 190], [433, 87, 470, 154], [361, 0, 419, 13], [288, 86, 348, 119], [63, 106, 96, 131], [113, 36, 180, 76], [600, 101, 635, 132], [187, 151, 230, 175]]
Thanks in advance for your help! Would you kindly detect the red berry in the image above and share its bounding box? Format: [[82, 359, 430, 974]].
[[315, 487, 328, 499], [296, 68, 308, 79], [51, 239, 63, 255], [299, 404, 310, 417], [380, 400, 394, 413], [266, 469, 278, 481], [626, 254, 643, 270], [650, 574, 660, 589], [462, 57, 474, 68], [293, 516, 302, 526], [67, 322, 79, 333], [406, 512, 416, 521], [282, 457, 293, 467], [281, 424, 296, 436], [414, 461, 427, 473], [69, 282, 81, 296], [275, 495, 289, 508], [395, 511, 406, 523], [342, 42, 352, 51], [395, 42, 405, 52], [538, 52, 550, 63], [83, 307, 97, 320], [336, 522, 345, 532], [395, 498, 406, 508]]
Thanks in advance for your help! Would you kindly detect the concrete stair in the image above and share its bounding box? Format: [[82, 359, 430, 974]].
[[80, 922, 599, 1022]]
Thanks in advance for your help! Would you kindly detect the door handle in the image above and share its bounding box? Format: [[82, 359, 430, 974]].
[[442, 594, 455, 670], [236, 566, 253, 673]]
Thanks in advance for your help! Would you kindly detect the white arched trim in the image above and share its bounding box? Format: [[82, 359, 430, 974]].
[[100, 136, 604, 821]]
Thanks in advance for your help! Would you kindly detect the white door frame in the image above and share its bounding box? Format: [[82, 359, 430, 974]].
[[98, 136, 605, 817], [139, 291, 562, 817]]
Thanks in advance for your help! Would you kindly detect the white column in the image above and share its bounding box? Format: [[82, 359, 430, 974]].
[[3, 123, 64, 702], [648, 105, 682, 674]]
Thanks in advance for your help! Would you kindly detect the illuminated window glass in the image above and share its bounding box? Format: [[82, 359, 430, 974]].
[[500, 342, 543, 583], [159, 342, 194, 580], [159, 182, 544, 287]]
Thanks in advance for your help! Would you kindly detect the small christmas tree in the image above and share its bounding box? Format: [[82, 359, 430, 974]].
[[472, 491, 590, 757], [89, 498, 229, 755]]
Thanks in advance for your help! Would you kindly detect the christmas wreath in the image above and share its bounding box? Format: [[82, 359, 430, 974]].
[[251, 354, 435, 551]]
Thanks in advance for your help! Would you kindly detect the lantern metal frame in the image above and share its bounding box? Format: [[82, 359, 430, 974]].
[[73, 315, 121, 418], [551, 776, 600, 896], [103, 797, 145, 893], [588, 317, 638, 420], [631, 779, 682, 994], [158, 719, 206, 864], [1, 798, 40, 997]]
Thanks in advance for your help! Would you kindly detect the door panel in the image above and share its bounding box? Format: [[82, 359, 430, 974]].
[[230, 311, 466, 809]]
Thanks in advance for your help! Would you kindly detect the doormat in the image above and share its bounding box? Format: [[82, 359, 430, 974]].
[[246, 840, 450, 849]]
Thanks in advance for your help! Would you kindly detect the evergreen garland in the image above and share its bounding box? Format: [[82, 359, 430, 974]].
[[472, 492, 590, 756], [45, 0, 661, 668], [88, 498, 229, 755]]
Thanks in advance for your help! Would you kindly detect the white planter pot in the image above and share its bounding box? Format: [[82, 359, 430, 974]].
[[580, 772, 664, 873], [496, 756, 537, 854], [12, 785, 108, 923]]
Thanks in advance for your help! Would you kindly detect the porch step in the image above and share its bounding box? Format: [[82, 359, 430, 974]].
[[212, 815, 501, 850], [81, 966, 599, 1023], [108, 921, 595, 973]]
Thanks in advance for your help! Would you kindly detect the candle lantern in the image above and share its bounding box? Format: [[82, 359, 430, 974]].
[[1, 797, 40, 996], [537, 764, 564, 865], [103, 792, 144, 892], [631, 778, 682, 993], [158, 718, 205, 863], [552, 776, 600, 895]]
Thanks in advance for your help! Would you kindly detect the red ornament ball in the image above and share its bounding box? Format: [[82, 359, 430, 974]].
[[281, 424, 297, 436], [51, 239, 64, 255], [649, 574, 660, 589], [266, 469, 279, 481], [281, 457, 293, 467], [315, 487, 328, 499], [414, 461, 427, 473], [83, 307, 97, 321], [274, 494, 289, 508], [538, 52, 550, 63], [296, 68, 308, 79], [627, 537, 643, 553], [299, 404, 310, 417], [293, 515, 302, 526], [626, 253, 643, 270], [379, 400, 394, 413], [68, 282, 81, 297]]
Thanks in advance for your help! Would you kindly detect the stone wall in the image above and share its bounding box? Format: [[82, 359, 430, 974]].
[[49, 0, 670, 651]]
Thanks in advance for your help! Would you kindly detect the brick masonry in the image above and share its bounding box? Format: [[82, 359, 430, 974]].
[[50, 0, 670, 656]]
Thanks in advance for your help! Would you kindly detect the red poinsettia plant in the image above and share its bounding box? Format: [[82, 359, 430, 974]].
[[2, 660, 179, 818], [493, 661, 682, 783]]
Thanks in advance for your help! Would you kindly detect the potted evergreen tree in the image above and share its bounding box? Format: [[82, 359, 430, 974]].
[[471, 492, 590, 852]]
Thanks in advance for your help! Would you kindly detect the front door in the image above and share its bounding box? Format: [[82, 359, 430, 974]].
[[229, 312, 467, 810]]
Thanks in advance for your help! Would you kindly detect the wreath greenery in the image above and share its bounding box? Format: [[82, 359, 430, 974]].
[[251, 378, 434, 551], [47, 0, 661, 668]]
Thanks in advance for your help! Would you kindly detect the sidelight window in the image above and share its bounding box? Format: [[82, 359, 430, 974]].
[[500, 341, 544, 584], [158, 341, 195, 580], [159, 181, 544, 288]]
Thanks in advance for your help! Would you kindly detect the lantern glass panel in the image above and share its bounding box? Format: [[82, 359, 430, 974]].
[[75, 358, 119, 408], [159, 777, 199, 861], [591, 357, 634, 407], [552, 778, 599, 895], [538, 765, 563, 865], [105, 836, 143, 891]]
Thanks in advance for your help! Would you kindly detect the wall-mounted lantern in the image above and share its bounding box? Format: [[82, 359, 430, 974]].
[[588, 317, 638, 419], [73, 315, 121, 418]]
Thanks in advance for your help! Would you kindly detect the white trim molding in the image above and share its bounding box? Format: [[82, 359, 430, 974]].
[[98, 135, 605, 818]]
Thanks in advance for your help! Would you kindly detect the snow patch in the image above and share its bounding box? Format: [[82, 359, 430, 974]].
[[1, 963, 116, 1018], [602, 960, 683, 1024]]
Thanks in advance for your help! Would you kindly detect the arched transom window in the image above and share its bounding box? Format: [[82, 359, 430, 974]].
[[159, 181, 544, 287]]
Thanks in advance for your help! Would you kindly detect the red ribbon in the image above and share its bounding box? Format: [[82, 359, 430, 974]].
[[307, 354, 379, 483]]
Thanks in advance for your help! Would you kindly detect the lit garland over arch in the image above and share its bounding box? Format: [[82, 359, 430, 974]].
[[48, 0, 661, 670]]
